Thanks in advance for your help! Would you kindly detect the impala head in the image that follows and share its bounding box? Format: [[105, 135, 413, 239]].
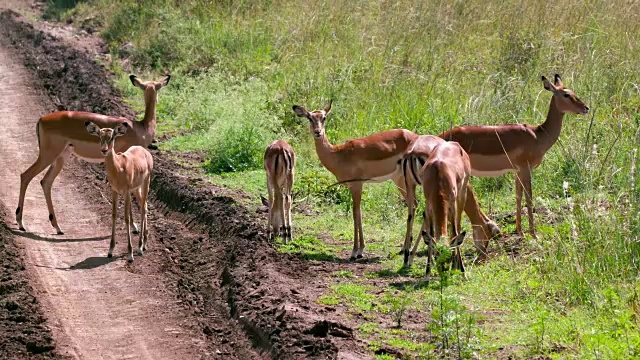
[[85, 121, 129, 156], [293, 101, 332, 138], [425, 230, 467, 256], [129, 74, 171, 102], [542, 74, 589, 115]]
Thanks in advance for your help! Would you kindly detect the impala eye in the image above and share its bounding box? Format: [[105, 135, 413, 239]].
[[563, 93, 570, 98]]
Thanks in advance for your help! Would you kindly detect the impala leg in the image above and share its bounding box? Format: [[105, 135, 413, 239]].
[[40, 146, 73, 235], [129, 197, 139, 235], [515, 173, 524, 236], [408, 210, 425, 266], [132, 187, 145, 255], [266, 178, 274, 240], [423, 213, 434, 277], [521, 168, 537, 239], [285, 171, 294, 242], [141, 175, 151, 253], [124, 193, 134, 263], [349, 184, 364, 260], [454, 190, 466, 274], [279, 187, 286, 242], [403, 183, 417, 266], [16, 144, 64, 231], [109, 190, 118, 258], [451, 201, 466, 277]]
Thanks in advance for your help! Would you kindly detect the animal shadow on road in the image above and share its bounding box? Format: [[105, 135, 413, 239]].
[[68, 256, 120, 270], [11, 228, 109, 243]]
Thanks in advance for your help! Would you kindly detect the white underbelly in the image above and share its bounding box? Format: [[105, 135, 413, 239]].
[[74, 154, 105, 164], [469, 153, 519, 177], [369, 172, 396, 182], [470, 168, 514, 177]]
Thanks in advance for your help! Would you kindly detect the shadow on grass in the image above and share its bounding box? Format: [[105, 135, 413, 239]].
[[297, 251, 382, 264], [390, 278, 432, 291], [43, 0, 85, 20]]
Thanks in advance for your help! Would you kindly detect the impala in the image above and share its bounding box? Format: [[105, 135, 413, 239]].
[[16, 75, 169, 234], [440, 74, 589, 238], [401, 135, 500, 266], [293, 101, 418, 260], [85, 121, 153, 262], [264, 140, 296, 242], [418, 141, 471, 277]]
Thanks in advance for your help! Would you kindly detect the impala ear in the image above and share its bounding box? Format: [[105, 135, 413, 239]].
[[542, 76, 557, 92], [292, 105, 310, 118], [451, 231, 466, 248], [129, 75, 146, 90], [554, 74, 563, 88], [85, 121, 100, 136], [323, 100, 332, 114], [114, 122, 129, 137], [155, 75, 171, 90]]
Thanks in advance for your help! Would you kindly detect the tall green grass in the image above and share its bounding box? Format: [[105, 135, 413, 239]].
[[49, 0, 640, 357]]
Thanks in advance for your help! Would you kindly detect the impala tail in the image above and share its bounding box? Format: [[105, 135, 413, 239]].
[[424, 160, 453, 241], [402, 155, 426, 188]]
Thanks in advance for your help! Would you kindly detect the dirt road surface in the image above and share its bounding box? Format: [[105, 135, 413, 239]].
[[0, 24, 212, 360]]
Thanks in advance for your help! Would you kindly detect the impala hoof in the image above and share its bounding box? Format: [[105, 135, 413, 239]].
[[349, 256, 357, 261], [107, 253, 113, 258], [56, 230, 64, 235], [356, 254, 363, 259], [137, 250, 143, 256], [19, 226, 25, 231]]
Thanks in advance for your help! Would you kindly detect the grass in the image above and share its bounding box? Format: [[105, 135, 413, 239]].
[[44, 0, 640, 358]]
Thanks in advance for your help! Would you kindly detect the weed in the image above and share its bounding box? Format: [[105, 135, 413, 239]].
[[382, 289, 414, 328]]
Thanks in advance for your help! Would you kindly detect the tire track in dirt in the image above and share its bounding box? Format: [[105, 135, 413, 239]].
[[0, 14, 211, 360]]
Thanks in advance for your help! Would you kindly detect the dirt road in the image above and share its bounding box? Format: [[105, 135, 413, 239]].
[[0, 23, 212, 360]]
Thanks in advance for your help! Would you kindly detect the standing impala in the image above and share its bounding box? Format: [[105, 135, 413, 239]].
[[401, 135, 499, 266], [85, 122, 153, 262], [419, 141, 471, 277], [439, 74, 589, 238], [16, 75, 169, 234], [264, 140, 296, 242], [293, 101, 418, 260]]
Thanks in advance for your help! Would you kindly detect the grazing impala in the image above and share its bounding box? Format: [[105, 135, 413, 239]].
[[401, 135, 499, 266], [85, 122, 153, 262], [418, 141, 471, 277], [440, 74, 589, 238], [293, 101, 418, 260], [264, 140, 296, 242], [16, 75, 169, 234]]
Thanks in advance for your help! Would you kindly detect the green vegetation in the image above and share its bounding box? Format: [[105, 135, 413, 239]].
[[47, 0, 640, 357]]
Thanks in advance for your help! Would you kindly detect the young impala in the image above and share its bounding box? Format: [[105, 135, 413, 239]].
[[440, 75, 589, 238], [85, 121, 153, 262], [16, 75, 169, 234], [293, 101, 418, 260], [401, 135, 500, 266], [418, 141, 471, 277], [264, 140, 296, 242]]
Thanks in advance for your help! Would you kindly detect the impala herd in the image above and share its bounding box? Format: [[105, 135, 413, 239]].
[[15, 73, 588, 275]]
